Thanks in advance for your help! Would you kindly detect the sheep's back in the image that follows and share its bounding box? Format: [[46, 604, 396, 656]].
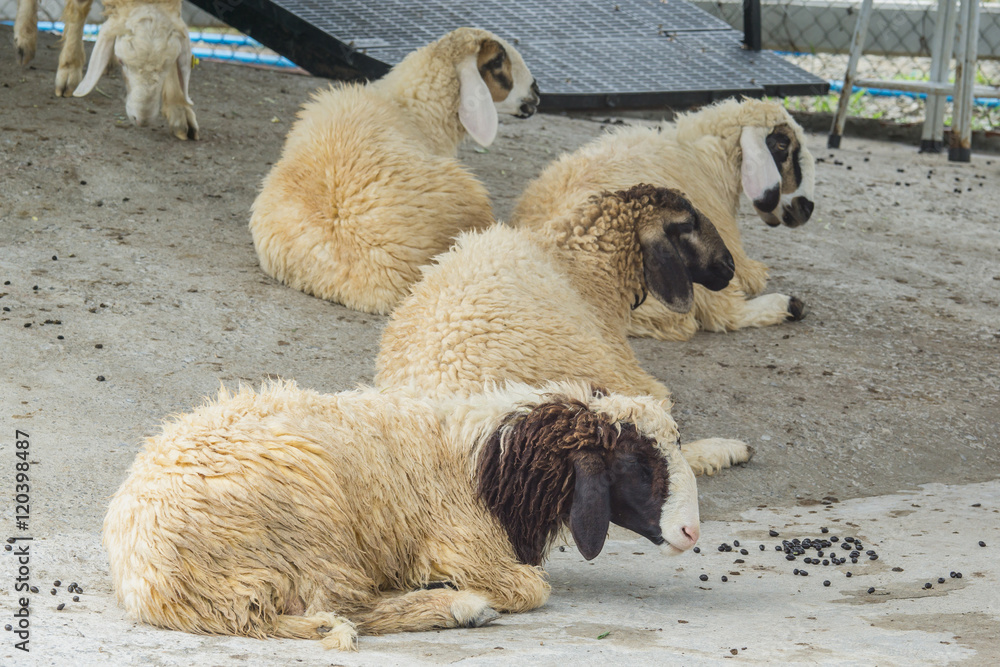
[[375, 225, 644, 398]]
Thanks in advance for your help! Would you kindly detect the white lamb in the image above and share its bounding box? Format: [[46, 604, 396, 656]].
[[376, 184, 752, 477], [103, 379, 700, 650], [513, 97, 816, 341], [249, 27, 540, 315], [14, 0, 198, 140]]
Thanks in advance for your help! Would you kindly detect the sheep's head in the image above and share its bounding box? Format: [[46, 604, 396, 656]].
[[621, 184, 735, 314], [73, 8, 193, 130], [476, 385, 700, 565], [450, 28, 540, 147], [740, 117, 816, 228]]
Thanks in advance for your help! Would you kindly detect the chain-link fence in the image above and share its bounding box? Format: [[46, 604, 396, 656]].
[[695, 0, 1000, 130], [5, 0, 1000, 129]]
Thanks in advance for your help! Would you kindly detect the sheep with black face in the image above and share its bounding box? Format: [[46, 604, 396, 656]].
[[103, 380, 699, 650], [249, 27, 540, 314], [377, 184, 752, 477], [513, 98, 816, 341]]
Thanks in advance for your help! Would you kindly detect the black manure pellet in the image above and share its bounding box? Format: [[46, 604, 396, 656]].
[[979, 541, 986, 547], [29, 586, 38, 594], [830, 536, 839, 542], [56, 603, 65, 611], [822, 560, 830, 566], [846, 572, 853, 578], [50, 589, 56, 595], [721, 576, 728, 582], [869, 555, 878, 561], [75, 587, 83, 594], [823, 580, 831, 587], [867, 587, 875, 594], [866, 550, 875, 555], [769, 530, 779, 537], [740, 549, 748, 556], [734, 559, 745, 564], [892, 567, 903, 572], [693, 547, 701, 553], [956, 573, 963, 578], [950, 572, 957, 578], [817, 551, 824, 557], [759, 544, 766, 551], [793, 568, 800, 575], [938, 578, 945, 584], [785, 554, 796, 561], [799, 570, 808, 577], [73, 596, 80, 602], [733, 540, 740, 547], [972, 503, 981, 507], [3, 545, 10, 552], [775, 545, 782, 551], [845, 537, 855, 543], [699, 574, 708, 581], [852, 558, 858, 564], [54, 580, 61, 586], [718, 545, 725, 552], [97, 376, 106, 382], [821, 527, 829, 534], [4, 624, 11, 631], [923, 583, 932, 589]]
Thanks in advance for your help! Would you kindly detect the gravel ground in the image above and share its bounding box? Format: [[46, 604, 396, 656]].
[[1, 27, 998, 664]]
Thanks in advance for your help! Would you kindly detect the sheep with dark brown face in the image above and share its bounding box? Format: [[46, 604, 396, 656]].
[[377, 183, 752, 477], [513, 98, 816, 341], [103, 380, 699, 650]]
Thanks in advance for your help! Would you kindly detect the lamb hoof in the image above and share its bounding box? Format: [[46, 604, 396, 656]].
[[54, 67, 82, 97], [786, 296, 806, 321], [318, 623, 359, 651], [451, 591, 500, 628], [743, 445, 756, 463], [16, 44, 35, 67]]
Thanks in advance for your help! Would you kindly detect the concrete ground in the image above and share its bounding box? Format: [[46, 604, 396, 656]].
[[1, 28, 998, 665]]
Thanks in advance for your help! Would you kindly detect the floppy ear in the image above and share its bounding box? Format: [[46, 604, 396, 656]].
[[740, 126, 781, 212], [569, 455, 611, 560], [74, 22, 118, 98], [176, 32, 193, 105], [641, 237, 694, 314], [456, 55, 498, 147]]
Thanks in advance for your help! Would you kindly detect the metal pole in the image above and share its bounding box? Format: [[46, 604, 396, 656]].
[[829, 0, 874, 149], [743, 0, 762, 51], [921, 0, 957, 152], [949, 0, 979, 162]]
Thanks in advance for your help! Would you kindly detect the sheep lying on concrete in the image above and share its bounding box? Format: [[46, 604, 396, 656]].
[[376, 184, 751, 476], [249, 27, 540, 314], [103, 379, 700, 650], [513, 98, 815, 341], [15, 0, 198, 139]]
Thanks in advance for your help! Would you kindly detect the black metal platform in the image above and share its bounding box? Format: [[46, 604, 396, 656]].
[[189, 0, 829, 110]]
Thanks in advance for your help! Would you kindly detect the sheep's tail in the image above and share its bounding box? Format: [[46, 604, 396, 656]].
[[273, 613, 358, 651]]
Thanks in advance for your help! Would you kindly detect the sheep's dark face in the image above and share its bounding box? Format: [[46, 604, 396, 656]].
[[478, 38, 540, 119], [632, 186, 735, 314], [476, 391, 700, 565], [754, 123, 816, 228]]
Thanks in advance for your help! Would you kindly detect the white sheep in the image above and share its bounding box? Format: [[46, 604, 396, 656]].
[[248, 27, 540, 315], [513, 97, 816, 341], [103, 379, 701, 650], [376, 184, 752, 477], [13, 0, 198, 139]]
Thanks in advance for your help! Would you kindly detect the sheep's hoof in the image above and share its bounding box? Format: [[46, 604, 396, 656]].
[[16, 44, 35, 67], [450, 591, 500, 628], [743, 445, 756, 463], [786, 296, 806, 321], [318, 622, 359, 651], [171, 109, 199, 141], [54, 67, 82, 97]]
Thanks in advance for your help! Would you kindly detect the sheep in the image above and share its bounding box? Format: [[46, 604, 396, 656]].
[[13, 0, 199, 139], [103, 378, 701, 650], [375, 184, 752, 476], [248, 27, 540, 315], [512, 97, 816, 341]]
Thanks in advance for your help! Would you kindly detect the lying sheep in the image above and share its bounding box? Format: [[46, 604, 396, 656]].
[[249, 27, 540, 315], [103, 379, 700, 650], [14, 0, 198, 139], [376, 184, 751, 476], [513, 98, 816, 341]]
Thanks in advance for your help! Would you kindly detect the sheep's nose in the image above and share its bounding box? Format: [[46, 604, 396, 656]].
[[680, 524, 700, 549]]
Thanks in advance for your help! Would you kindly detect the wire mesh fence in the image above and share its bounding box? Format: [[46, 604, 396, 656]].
[[5, 0, 1000, 130]]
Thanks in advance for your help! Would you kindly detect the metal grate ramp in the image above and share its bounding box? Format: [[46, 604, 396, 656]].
[[188, 0, 829, 110]]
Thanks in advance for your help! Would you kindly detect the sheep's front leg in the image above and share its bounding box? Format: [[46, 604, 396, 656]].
[[13, 0, 39, 65], [681, 438, 754, 476], [162, 62, 199, 140], [55, 0, 93, 96], [692, 282, 805, 333], [353, 589, 499, 636]]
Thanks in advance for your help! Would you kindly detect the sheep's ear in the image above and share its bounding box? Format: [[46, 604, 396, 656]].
[[457, 55, 498, 147], [740, 126, 782, 213], [641, 238, 694, 314], [177, 32, 194, 105], [73, 22, 117, 98], [569, 455, 611, 560]]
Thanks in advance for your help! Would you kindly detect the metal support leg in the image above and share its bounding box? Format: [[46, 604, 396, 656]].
[[921, 0, 958, 153], [949, 0, 979, 162], [829, 0, 874, 149]]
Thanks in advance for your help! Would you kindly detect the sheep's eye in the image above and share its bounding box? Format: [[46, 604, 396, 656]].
[[672, 219, 695, 235], [768, 134, 790, 152]]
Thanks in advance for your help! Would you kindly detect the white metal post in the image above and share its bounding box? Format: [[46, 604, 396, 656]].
[[829, 0, 874, 149]]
